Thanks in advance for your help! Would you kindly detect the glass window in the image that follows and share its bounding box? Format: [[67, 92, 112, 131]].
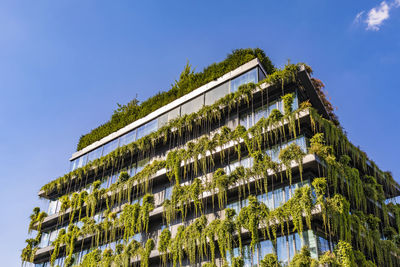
[[87, 146, 103, 163], [205, 82, 229, 106], [226, 159, 240, 175], [136, 119, 158, 140], [132, 233, 142, 242], [49, 229, 57, 244], [288, 233, 295, 261], [225, 113, 238, 129], [307, 230, 318, 258], [258, 67, 266, 81], [259, 239, 274, 261], [158, 113, 169, 128], [76, 220, 84, 229], [274, 188, 284, 209], [181, 95, 204, 116], [285, 185, 291, 202], [76, 154, 88, 169], [292, 91, 299, 111], [168, 107, 180, 122], [100, 175, 109, 189], [128, 162, 137, 177], [165, 186, 173, 201], [226, 200, 241, 215], [277, 236, 288, 266], [102, 139, 119, 156], [146, 119, 158, 134], [239, 112, 250, 129], [230, 68, 258, 92], [136, 124, 146, 140], [55, 200, 61, 213], [295, 232, 302, 252], [136, 157, 149, 174], [48, 200, 58, 215], [40, 232, 49, 248], [109, 172, 118, 186], [119, 130, 136, 147], [254, 105, 268, 124], [94, 213, 102, 224], [70, 159, 76, 171]]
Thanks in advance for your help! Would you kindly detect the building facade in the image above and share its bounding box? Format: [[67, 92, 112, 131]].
[[22, 51, 400, 267]]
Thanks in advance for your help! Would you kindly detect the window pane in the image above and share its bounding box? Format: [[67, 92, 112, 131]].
[[165, 186, 173, 201], [274, 188, 284, 209], [239, 113, 249, 129], [295, 232, 302, 252], [146, 119, 158, 134], [258, 67, 266, 81], [76, 154, 88, 169], [267, 191, 274, 210], [137, 158, 149, 173], [277, 236, 288, 265], [288, 233, 295, 261], [119, 130, 136, 147], [70, 159, 76, 171], [136, 125, 146, 140], [137, 120, 158, 140], [292, 91, 299, 111], [129, 162, 137, 177], [100, 175, 109, 189], [285, 185, 291, 202], [158, 113, 168, 128], [168, 107, 180, 121], [205, 82, 229, 105], [102, 139, 119, 156], [259, 239, 274, 260], [254, 106, 268, 124], [230, 68, 258, 92], [48, 200, 57, 215], [181, 95, 204, 116], [88, 146, 103, 163]]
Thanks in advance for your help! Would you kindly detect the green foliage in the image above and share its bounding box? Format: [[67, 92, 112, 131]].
[[158, 228, 171, 266], [208, 168, 233, 209], [335, 240, 355, 267], [28, 207, 47, 233], [260, 253, 281, 267], [231, 256, 244, 267], [141, 239, 155, 267], [120, 203, 141, 241], [269, 109, 283, 122], [141, 194, 155, 233], [118, 171, 130, 183], [289, 246, 313, 267], [170, 225, 185, 267], [282, 93, 294, 115], [20, 233, 41, 263], [353, 250, 376, 267], [278, 143, 306, 184], [80, 248, 101, 266], [237, 195, 269, 250]]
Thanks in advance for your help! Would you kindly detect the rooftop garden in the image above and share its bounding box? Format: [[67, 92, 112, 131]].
[[76, 48, 275, 151]]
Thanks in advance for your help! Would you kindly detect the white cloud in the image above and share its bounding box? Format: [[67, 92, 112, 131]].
[[354, 0, 400, 31], [366, 1, 390, 30], [354, 11, 365, 24]]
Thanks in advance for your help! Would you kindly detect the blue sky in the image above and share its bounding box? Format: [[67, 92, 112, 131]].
[[1, 0, 399, 265]]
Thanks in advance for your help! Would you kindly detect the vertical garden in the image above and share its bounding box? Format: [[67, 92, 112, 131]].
[[22, 49, 400, 267]]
